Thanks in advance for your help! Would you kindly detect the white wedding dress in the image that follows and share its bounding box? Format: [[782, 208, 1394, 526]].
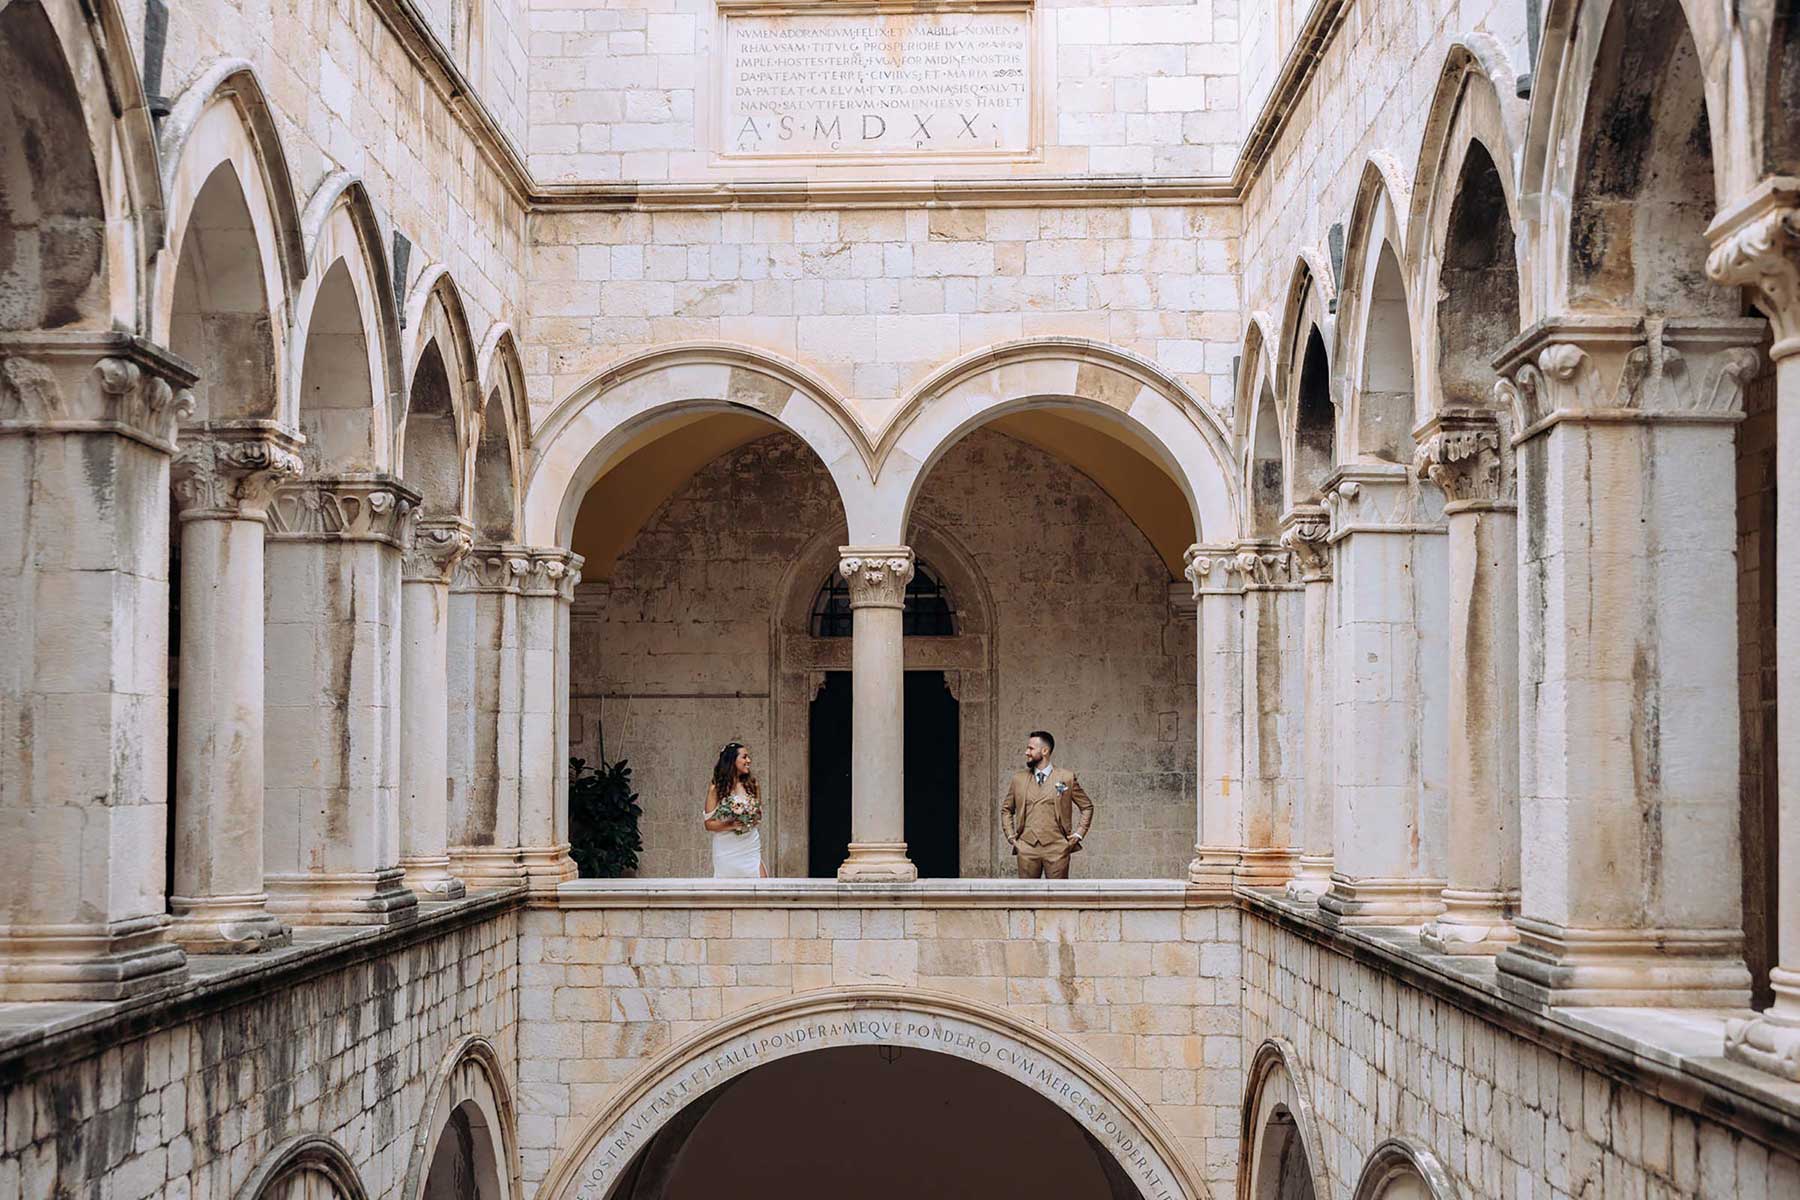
[[708, 789, 763, 878]]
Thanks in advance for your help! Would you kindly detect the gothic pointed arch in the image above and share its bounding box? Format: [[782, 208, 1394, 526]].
[[402, 1036, 523, 1200], [1233, 317, 1284, 537], [289, 173, 400, 473], [1336, 155, 1419, 459], [1274, 260, 1337, 504], [239, 1134, 370, 1200], [1238, 1039, 1332, 1200], [875, 337, 1240, 554], [473, 323, 528, 543], [1347, 1140, 1461, 1200], [401, 268, 482, 521]]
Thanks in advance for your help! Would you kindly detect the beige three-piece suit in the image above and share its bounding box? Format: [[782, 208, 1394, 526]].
[[1001, 766, 1095, 879]]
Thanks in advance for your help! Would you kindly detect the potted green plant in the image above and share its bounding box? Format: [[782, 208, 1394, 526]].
[[568, 756, 644, 878]]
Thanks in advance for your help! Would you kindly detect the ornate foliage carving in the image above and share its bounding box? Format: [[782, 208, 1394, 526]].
[[454, 545, 532, 592], [266, 476, 421, 545], [1706, 193, 1800, 349], [1497, 320, 1764, 429], [1278, 507, 1332, 581], [522, 548, 584, 601], [0, 337, 197, 447], [1234, 546, 1297, 588], [403, 517, 475, 583], [172, 428, 304, 519], [1413, 412, 1508, 505], [1182, 546, 1246, 597], [837, 549, 915, 609]]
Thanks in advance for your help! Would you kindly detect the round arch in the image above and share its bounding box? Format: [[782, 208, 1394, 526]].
[[1238, 1039, 1332, 1200], [1348, 1139, 1461, 1200], [1274, 261, 1337, 506], [523, 343, 875, 549], [539, 987, 1211, 1200], [473, 323, 529, 543], [402, 1035, 524, 1200], [1335, 153, 1422, 451], [873, 339, 1240, 549], [289, 172, 400, 472], [237, 1133, 369, 1200]]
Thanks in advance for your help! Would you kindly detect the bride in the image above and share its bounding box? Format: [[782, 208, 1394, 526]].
[[704, 742, 766, 878]]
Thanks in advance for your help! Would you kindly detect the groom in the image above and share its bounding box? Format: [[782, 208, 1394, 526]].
[[1001, 730, 1094, 879]]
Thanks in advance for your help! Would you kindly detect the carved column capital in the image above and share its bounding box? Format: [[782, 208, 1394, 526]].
[[1413, 408, 1512, 507], [453, 543, 533, 593], [171, 423, 305, 522], [837, 546, 914, 609], [1322, 463, 1442, 539], [521, 547, 584, 602], [0, 332, 197, 451], [1232, 541, 1298, 589], [265, 474, 422, 546], [1183, 544, 1245, 597], [1277, 505, 1332, 581], [402, 517, 474, 583], [1707, 178, 1800, 357]]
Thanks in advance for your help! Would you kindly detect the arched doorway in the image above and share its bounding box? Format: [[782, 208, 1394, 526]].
[[1238, 1041, 1330, 1200]]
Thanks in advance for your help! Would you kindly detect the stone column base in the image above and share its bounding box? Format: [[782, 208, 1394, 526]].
[[1420, 888, 1519, 956], [838, 842, 918, 883], [1186, 846, 1240, 898], [167, 894, 292, 954], [1318, 875, 1446, 928], [1726, 973, 1800, 1080], [1235, 848, 1300, 888], [399, 857, 468, 901], [450, 847, 529, 890], [265, 870, 420, 926], [0, 916, 189, 1002], [1495, 918, 1750, 1008], [520, 845, 579, 896], [1283, 854, 1333, 903]]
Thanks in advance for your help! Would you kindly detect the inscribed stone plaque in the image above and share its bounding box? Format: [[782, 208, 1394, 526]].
[[720, 6, 1034, 159]]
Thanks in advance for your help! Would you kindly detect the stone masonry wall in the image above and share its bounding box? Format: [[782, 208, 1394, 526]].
[[0, 910, 519, 1200], [568, 427, 1196, 880], [1242, 911, 1800, 1199], [516, 901, 1244, 1193]]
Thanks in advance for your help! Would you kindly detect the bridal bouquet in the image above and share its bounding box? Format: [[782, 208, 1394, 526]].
[[719, 791, 762, 835]]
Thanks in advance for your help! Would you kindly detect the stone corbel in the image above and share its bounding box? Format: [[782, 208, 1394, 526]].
[[837, 546, 914, 609], [0, 331, 197, 452], [1277, 505, 1331, 581], [171, 422, 305, 522], [1706, 176, 1800, 359], [1412, 408, 1512, 509], [402, 516, 475, 583], [266, 475, 421, 545]]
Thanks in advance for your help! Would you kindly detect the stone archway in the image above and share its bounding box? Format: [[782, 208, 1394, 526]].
[[539, 988, 1209, 1200], [1238, 1040, 1332, 1200], [403, 1037, 523, 1200], [1347, 1140, 1460, 1200], [240, 1134, 370, 1200]]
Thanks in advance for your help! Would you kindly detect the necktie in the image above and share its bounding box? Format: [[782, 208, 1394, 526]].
[[1035, 769, 1047, 785]]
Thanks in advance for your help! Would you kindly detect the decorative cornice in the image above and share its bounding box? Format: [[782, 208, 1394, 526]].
[[1183, 544, 1245, 597], [1706, 177, 1800, 358], [265, 475, 421, 546], [0, 333, 197, 452], [1277, 505, 1332, 581], [837, 546, 915, 610], [171, 423, 304, 522], [402, 517, 474, 583], [453, 544, 533, 593], [1413, 408, 1511, 508], [521, 547, 584, 602]]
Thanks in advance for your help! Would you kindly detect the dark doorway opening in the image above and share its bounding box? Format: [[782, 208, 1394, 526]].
[[807, 670, 960, 878]]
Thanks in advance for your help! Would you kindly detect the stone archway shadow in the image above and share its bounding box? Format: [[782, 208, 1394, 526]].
[[537, 986, 1213, 1200]]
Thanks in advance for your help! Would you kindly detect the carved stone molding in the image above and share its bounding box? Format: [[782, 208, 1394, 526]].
[[454, 544, 533, 593], [1322, 464, 1444, 541], [837, 546, 915, 609], [1182, 544, 1245, 597], [0, 332, 197, 452], [1412, 408, 1511, 507], [1277, 506, 1332, 582], [1706, 178, 1800, 356], [521, 547, 584, 601], [171, 423, 305, 522], [266, 475, 421, 546], [1232, 542, 1298, 589], [403, 517, 475, 583], [1493, 316, 1765, 440]]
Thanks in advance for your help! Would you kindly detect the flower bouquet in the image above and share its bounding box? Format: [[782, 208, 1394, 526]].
[[719, 790, 762, 835]]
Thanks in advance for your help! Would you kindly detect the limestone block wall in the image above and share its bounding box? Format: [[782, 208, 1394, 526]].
[[0, 909, 519, 1200], [526, 203, 1240, 425], [1241, 910, 1800, 1199], [568, 428, 1195, 879], [516, 901, 1244, 1192]]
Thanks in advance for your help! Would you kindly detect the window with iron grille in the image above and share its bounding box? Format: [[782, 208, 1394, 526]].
[[809, 559, 956, 637]]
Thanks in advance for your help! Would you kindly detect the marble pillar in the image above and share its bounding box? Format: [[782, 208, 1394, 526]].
[[0, 334, 194, 999], [1235, 542, 1304, 887], [1185, 545, 1244, 897], [448, 545, 530, 888], [518, 547, 582, 895], [1415, 409, 1520, 955], [1318, 464, 1450, 927], [264, 475, 420, 925], [168, 424, 303, 952], [399, 517, 474, 899], [836, 547, 918, 883], [1494, 314, 1761, 1007], [1710, 180, 1800, 1065], [1279, 506, 1334, 902]]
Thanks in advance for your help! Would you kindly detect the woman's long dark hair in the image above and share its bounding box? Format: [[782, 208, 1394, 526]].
[[712, 742, 759, 803]]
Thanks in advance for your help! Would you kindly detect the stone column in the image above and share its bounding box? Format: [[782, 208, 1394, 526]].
[[168, 424, 303, 952], [1710, 180, 1800, 1066], [1279, 506, 1334, 902], [1234, 543, 1303, 887], [448, 545, 530, 887], [0, 334, 194, 999], [1318, 464, 1450, 927], [518, 547, 582, 895], [1415, 409, 1520, 955], [1494, 314, 1762, 1007], [1184, 545, 1244, 896], [835, 548, 917, 882], [399, 517, 474, 899], [264, 475, 420, 925]]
